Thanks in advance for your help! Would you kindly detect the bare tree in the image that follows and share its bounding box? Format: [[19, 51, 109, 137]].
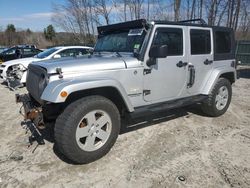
[[240, 1, 250, 35], [190, 0, 196, 19], [174, 0, 181, 21], [52, 0, 98, 43], [199, 0, 203, 18], [232, 0, 241, 30], [127, 0, 145, 20], [94, 0, 114, 25]]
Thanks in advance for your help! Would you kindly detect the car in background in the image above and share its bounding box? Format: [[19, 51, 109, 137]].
[[0, 46, 8, 53], [0, 46, 93, 89], [0, 45, 42, 63]]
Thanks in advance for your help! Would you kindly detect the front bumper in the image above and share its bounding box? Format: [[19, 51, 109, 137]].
[[16, 94, 44, 127]]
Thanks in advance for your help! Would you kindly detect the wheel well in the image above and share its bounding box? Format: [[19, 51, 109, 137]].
[[65, 87, 128, 115], [219, 72, 235, 84]]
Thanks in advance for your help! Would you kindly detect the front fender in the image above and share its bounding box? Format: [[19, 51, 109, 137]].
[[41, 78, 134, 112], [201, 66, 236, 95]]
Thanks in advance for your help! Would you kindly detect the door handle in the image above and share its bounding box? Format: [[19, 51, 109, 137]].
[[204, 59, 213, 65], [176, 61, 188, 67]]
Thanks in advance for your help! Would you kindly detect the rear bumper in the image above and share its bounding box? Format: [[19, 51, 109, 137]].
[[16, 94, 44, 127]]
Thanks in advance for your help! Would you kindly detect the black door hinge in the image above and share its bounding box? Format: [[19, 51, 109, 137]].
[[143, 90, 151, 95], [143, 69, 151, 75]]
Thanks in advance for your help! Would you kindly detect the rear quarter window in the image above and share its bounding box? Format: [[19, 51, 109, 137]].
[[213, 28, 235, 60], [215, 31, 231, 53]]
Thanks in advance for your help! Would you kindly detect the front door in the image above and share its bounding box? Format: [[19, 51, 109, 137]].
[[187, 27, 214, 95], [143, 25, 189, 103]]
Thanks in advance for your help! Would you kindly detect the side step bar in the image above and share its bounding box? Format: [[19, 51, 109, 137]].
[[130, 95, 208, 118]]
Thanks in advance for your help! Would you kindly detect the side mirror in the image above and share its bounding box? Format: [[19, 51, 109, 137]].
[[149, 45, 168, 58], [53, 54, 61, 59]]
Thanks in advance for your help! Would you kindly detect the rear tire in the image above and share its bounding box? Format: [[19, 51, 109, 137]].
[[54, 95, 120, 164], [201, 78, 232, 117]]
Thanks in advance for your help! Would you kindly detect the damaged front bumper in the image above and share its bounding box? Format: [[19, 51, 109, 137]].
[[16, 93, 46, 146], [15, 94, 44, 128], [7, 78, 24, 90]]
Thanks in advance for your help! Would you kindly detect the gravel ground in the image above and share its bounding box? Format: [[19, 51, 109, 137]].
[[0, 68, 249, 188]]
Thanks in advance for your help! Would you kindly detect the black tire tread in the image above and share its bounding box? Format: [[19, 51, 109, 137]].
[[201, 78, 232, 117], [54, 95, 120, 164]]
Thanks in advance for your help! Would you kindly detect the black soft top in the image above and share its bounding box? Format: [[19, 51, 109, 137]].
[[98, 19, 234, 34], [97, 19, 148, 35]]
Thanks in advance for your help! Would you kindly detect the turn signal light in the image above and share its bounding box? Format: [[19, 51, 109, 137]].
[[60, 91, 68, 98]]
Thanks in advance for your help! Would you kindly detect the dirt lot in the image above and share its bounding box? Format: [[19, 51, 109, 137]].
[[0, 68, 250, 188]]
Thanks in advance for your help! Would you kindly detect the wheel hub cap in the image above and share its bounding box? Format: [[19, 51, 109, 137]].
[[75, 110, 112, 152], [215, 86, 229, 110]]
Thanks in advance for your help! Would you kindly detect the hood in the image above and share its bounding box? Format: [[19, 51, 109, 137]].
[[2, 57, 39, 68], [33, 54, 136, 74]]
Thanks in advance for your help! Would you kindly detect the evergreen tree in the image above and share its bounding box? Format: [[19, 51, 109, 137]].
[[44, 25, 56, 41]]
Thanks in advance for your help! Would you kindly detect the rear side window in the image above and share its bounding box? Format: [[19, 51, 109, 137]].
[[152, 28, 183, 56], [190, 29, 211, 55], [59, 49, 76, 57], [23, 48, 33, 55], [75, 49, 90, 56], [215, 31, 231, 53]]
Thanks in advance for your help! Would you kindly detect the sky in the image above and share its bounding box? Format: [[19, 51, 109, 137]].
[[0, 0, 63, 32]]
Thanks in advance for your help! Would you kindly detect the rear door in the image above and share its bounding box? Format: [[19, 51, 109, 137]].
[[187, 27, 214, 95], [143, 25, 189, 103], [22, 48, 34, 58]]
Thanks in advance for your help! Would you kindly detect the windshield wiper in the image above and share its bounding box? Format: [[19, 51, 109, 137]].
[[93, 51, 122, 57], [114, 51, 122, 57]]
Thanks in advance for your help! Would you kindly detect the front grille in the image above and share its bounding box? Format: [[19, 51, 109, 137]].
[[26, 64, 48, 104]]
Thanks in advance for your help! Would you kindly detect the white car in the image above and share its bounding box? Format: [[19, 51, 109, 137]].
[[0, 46, 93, 88]]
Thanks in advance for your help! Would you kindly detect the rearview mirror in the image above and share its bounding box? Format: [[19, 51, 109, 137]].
[[53, 54, 61, 59], [149, 45, 168, 58]]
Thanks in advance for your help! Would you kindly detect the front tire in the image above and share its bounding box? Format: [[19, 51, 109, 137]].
[[54, 96, 121, 164], [201, 78, 232, 117]]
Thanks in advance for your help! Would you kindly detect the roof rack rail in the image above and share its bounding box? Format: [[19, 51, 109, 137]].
[[178, 19, 207, 25]]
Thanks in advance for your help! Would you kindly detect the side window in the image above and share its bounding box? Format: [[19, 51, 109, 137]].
[[23, 48, 33, 55], [152, 28, 183, 56], [75, 49, 89, 57], [215, 31, 231, 53], [59, 49, 76, 57], [5, 48, 15, 55], [190, 29, 211, 55]]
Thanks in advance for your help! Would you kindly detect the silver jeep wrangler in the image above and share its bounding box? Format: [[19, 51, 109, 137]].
[[16, 19, 237, 164]]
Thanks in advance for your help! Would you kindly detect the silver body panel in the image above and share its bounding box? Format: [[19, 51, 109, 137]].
[[28, 23, 236, 112]]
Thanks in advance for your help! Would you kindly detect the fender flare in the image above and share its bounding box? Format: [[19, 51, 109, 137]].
[[41, 78, 134, 112], [201, 66, 236, 95]]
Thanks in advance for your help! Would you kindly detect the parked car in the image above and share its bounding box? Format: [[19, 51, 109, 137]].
[[0, 46, 8, 53], [0, 46, 93, 89], [0, 45, 42, 63], [16, 19, 236, 164]]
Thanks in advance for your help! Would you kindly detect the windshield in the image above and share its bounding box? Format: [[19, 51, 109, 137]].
[[35, 47, 59, 59], [94, 29, 146, 53], [1, 47, 15, 55]]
